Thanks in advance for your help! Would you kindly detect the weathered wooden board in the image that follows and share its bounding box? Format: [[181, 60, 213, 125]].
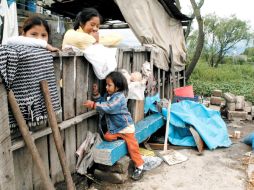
[[76, 56, 89, 115], [13, 147, 33, 190], [0, 83, 15, 190], [65, 127, 76, 173], [49, 133, 64, 184], [128, 100, 144, 124], [62, 56, 75, 120], [93, 114, 165, 166], [62, 56, 77, 173], [53, 56, 63, 122], [75, 56, 90, 156], [32, 136, 50, 190]]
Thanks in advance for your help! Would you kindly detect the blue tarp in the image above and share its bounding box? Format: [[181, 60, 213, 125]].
[[242, 132, 254, 150], [144, 93, 160, 114], [162, 100, 232, 150]]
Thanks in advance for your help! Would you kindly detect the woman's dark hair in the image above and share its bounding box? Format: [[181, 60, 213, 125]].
[[106, 71, 128, 93], [73, 8, 102, 30], [23, 16, 50, 36]]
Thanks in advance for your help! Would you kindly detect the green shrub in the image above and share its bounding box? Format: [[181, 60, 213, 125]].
[[188, 61, 254, 103]]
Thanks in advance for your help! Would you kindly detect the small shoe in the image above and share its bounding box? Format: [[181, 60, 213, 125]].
[[131, 167, 144, 181]]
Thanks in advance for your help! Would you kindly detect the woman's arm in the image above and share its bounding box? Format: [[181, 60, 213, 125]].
[[7, 36, 47, 48], [7, 36, 59, 52], [62, 29, 96, 50]]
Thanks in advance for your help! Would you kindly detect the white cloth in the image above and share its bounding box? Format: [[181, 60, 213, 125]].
[[1, 0, 18, 44], [83, 44, 117, 80], [6, 36, 47, 48], [119, 124, 135, 133], [127, 81, 146, 100]]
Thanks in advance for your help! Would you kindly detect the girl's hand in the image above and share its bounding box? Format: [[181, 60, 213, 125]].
[[83, 100, 96, 109], [46, 44, 60, 52]]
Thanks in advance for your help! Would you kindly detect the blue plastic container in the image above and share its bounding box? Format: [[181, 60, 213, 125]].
[[27, 0, 36, 12]]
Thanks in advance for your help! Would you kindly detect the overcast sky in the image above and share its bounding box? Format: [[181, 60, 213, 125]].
[[182, 0, 254, 29]]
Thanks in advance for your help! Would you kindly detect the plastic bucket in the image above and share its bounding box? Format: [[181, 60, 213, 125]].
[[173, 85, 194, 98]]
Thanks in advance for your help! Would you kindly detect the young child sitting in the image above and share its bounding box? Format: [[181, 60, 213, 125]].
[[83, 71, 144, 180]]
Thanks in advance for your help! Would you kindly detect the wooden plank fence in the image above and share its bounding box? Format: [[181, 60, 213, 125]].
[[0, 46, 185, 189]]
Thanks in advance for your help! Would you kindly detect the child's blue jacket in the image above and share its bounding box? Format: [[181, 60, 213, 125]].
[[95, 92, 134, 134]]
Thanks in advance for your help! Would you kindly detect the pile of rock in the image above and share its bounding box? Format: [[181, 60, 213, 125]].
[[223, 92, 254, 121], [94, 156, 131, 184], [205, 90, 254, 121]]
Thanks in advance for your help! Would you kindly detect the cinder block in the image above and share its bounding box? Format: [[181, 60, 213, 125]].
[[212, 90, 223, 97], [94, 169, 128, 184], [210, 96, 222, 106], [244, 101, 253, 113], [246, 114, 253, 121], [235, 96, 245, 110], [97, 156, 131, 174], [227, 102, 235, 111], [224, 92, 236, 103], [209, 105, 221, 111], [227, 110, 247, 121]]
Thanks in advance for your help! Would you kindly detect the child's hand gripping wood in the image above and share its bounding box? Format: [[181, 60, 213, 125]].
[[83, 100, 96, 109]]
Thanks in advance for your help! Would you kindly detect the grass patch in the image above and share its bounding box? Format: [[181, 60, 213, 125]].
[[188, 61, 254, 103]]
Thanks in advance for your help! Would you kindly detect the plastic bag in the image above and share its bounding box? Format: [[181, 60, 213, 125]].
[[84, 44, 117, 79], [142, 156, 163, 171], [127, 81, 146, 100]]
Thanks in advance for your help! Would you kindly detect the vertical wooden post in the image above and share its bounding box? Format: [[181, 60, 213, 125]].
[[0, 81, 16, 190], [76, 57, 89, 147], [8, 90, 55, 190], [62, 56, 76, 174], [40, 80, 75, 190]]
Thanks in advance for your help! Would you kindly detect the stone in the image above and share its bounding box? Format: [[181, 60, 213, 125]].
[[227, 111, 247, 121], [224, 92, 236, 103], [210, 96, 222, 106], [246, 115, 253, 121], [212, 90, 223, 97], [209, 105, 221, 112], [235, 96, 245, 110], [227, 102, 235, 111], [97, 156, 131, 174], [244, 101, 253, 113], [94, 169, 128, 184]]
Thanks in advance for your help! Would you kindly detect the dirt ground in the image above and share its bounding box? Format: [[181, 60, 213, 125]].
[[89, 120, 254, 190], [56, 120, 254, 190]]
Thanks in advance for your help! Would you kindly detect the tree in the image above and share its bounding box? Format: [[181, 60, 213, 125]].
[[185, 0, 205, 81], [203, 14, 252, 67]]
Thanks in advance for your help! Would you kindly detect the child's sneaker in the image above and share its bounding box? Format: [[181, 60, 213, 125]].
[[131, 167, 144, 181]]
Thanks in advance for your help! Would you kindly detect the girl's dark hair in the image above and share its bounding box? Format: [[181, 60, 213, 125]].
[[23, 16, 50, 36], [73, 8, 102, 30], [106, 71, 129, 93]]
